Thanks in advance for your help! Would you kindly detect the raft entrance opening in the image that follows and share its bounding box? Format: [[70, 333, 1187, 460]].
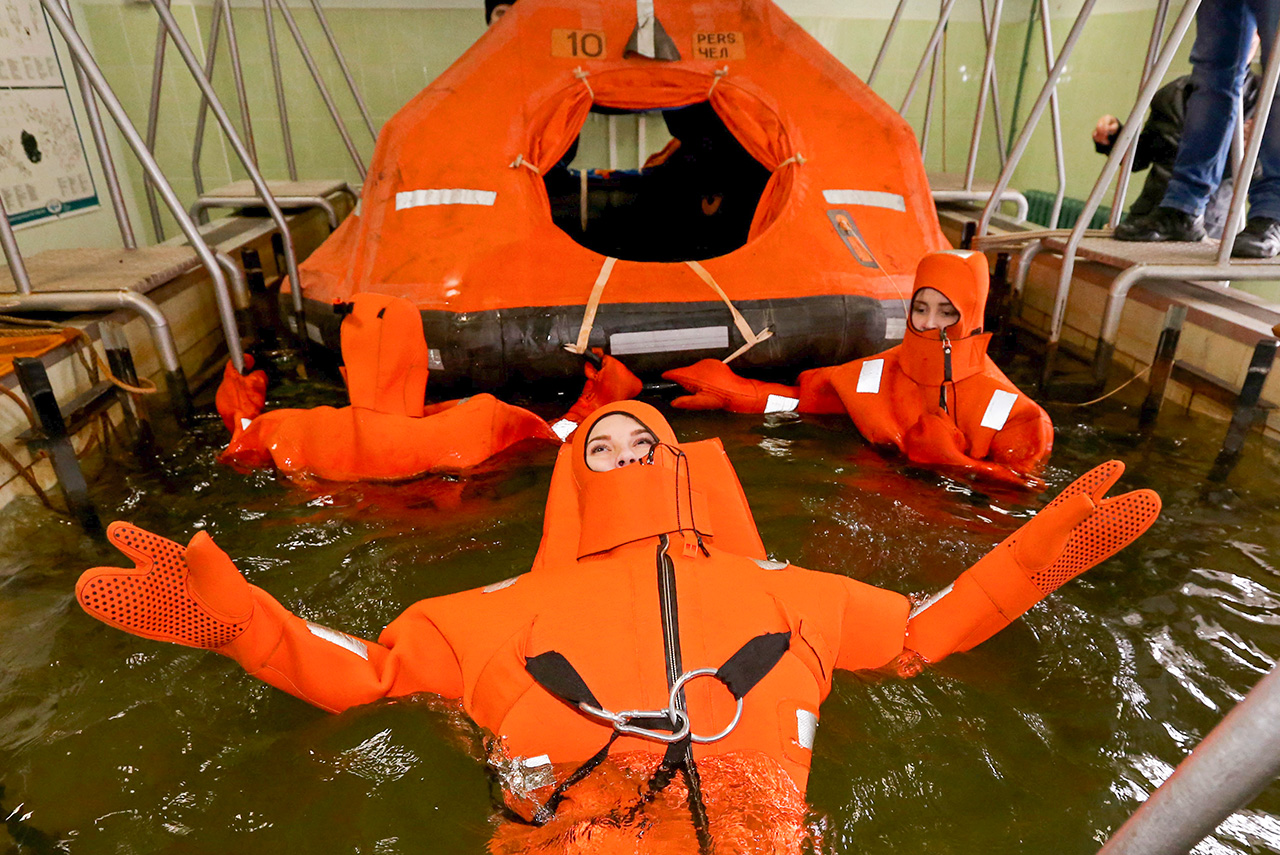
[[545, 102, 772, 263]]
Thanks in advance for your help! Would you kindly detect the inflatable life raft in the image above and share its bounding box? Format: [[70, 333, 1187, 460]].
[[289, 0, 950, 392]]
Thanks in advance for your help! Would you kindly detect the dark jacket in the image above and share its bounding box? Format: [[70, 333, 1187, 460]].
[[1096, 72, 1261, 238]]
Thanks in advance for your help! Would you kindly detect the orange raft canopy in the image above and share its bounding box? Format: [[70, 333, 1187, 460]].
[[294, 0, 950, 391]]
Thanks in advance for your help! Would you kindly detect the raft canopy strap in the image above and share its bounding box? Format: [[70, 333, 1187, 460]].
[[573, 66, 594, 99], [707, 66, 729, 95], [775, 152, 807, 170], [565, 256, 619, 355], [683, 261, 774, 364], [509, 154, 542, 173]]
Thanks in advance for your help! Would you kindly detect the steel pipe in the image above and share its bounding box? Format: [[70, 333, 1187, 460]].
[[1044, 0, 1201, 379], [143, 0, 171, 242], [1098, 663, 1280, 855], [900, 0, 958, 115], [932, 189, 1029, 221], [190, 0, 224, 200], [271, 0, 367, 180], [978, 0, 1100, 236], [37, 0, 245, 375], [56, 0, 136, 248], [1038, 0, 1066, 229], [1111, 0, 1171, 229], [978, 0, 1008, 169], [191, 194, 340, 230], [221, 0, 257, 165], [0, 194, 33, 295], [966, 0, 1006, 188], [307, 0, 377, 143], [263, 0, 297, 181], [148, 0, 306, 320], [867, 0, 909, 86]]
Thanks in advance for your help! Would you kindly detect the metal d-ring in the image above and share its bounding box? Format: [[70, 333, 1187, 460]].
[[668, 668, 745, 744]]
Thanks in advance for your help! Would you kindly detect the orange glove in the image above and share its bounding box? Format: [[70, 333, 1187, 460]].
[[76, 522, 397, 713], [551, 351, 643, 440], [662, 359, 800, 414], [901, 460, 1160, 666], [215, 354, 267, 435], [902, 413, 1036, 488]]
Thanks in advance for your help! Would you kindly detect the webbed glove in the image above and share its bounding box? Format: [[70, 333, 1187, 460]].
[[663, 359, 799, 413], [903, 413, 1039, 488], [902, 460, 1160, 665], [552, 351, 643, 440], [215, 354, 267, 435]]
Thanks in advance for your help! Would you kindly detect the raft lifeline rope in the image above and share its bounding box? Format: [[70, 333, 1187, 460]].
[[563, 258, 774, 364]]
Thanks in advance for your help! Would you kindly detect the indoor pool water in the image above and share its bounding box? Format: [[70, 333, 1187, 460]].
[[3, 360, 1280, 854]]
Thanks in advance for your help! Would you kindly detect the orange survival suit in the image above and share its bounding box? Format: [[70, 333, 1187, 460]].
[[75, 401, 1157, 853], [664, 250, 1054, 487], [214, 294, 558, 481]]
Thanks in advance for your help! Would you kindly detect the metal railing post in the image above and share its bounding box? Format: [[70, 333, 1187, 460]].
[[1039, 0, 1066, 228], [1097, 659, 1280, 854], [0, 194, 33, 294], [37, 0, 245, 377], [263, 0, 297, 180], [901, 0, 958, 115], [868, 0, 909, 87], [143, 0, 171, 242], [307, 0, 377, 143], [221, 0, 257, 166], [1111, 0, 1171, 228], [965, 0, 1005, 189]]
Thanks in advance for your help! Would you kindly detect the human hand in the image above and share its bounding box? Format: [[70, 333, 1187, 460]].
[[1093, 115, 1120, 145], [556, 350, 644, 436]]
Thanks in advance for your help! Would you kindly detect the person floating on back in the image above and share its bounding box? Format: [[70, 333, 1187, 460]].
[[75, 401, 1157, 853], [664, 250, 1054, 487]]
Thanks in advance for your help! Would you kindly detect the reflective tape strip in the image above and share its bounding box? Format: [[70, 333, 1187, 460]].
[[796, 709, 818, 750], [395, 189, 497, 210], [980, 389, 1019, 430], [550, 419, 578, 441], [239, 417, 252, 430], [884, 317, 906, 340], [610, 326, 729, 355], [909, 583, 953, 619], [764, 394, 799, 413], [483, 576, 520, 593], [427, 349, 444, 371], [306, 622, 369, 660], [634, 0, 656, 56], [856, 358, 884, 393], [821, 189, 906, 211]]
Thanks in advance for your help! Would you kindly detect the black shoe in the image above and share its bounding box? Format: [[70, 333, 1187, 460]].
[[1232, 217, 1280, 258], [1113, 206, 1207, 242]]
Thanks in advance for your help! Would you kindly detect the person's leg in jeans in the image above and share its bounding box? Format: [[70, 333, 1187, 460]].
[[1117, 0, 1250, 242], [1234, 0, 1280, 255]]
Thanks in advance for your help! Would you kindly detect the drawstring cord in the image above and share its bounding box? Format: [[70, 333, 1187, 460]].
[[645, 442, 710, 557]]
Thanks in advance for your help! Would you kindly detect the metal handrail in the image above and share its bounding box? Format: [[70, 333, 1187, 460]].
[[901, 0, 958, 115], [1110, 0, 1171, 229], [34, 0, 245, 376], [1097, 662, 1280, 855], [1038, 0, 1066, 229], [968, 0, 1007, 184], [147, 0, 307, 325]]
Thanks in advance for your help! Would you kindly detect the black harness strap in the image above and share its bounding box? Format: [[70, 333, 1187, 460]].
[[522, 630, 794, 839]]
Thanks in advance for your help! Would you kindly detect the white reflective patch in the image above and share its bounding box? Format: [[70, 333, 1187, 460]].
[[306, 622, 369, 660], [856, 359, 884, 394], [796, 709, 818, 750], [483, 576, 520, 593], [609, 326, 729, 355], [980, 389, 1019, 430], [428, 349, 444, 371], [753, 557, 790, 570], [909, 583, 954, 619], [306, 321, 323, 343], [764, 394, 799, 414], [550, 419, 578, 441], [524, 753, 551, 768], [395, 188, 497, 210], [822, 190, 906, 211], [884, 317, 906, 341], [239, 417, 252, 430], [634, 0, 656, 57]]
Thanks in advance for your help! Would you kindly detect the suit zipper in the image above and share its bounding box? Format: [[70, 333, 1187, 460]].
[[656, 534, 687, 715]]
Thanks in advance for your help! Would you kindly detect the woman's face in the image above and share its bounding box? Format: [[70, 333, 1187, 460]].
[[585, 413, 658, 472], [910, 287, 962, 333]]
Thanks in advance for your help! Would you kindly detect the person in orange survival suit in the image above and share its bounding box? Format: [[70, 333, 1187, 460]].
[[212, 293, 561, 482], [663, 250, 1054, 487], [75, 401, 1157, 853]]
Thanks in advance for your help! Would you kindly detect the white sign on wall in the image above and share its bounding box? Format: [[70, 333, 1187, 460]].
[[0, 0, 99, 228]]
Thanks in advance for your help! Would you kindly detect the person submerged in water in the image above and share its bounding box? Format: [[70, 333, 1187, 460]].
[[663, 250, 1054, 487], [75, 402, 1156, 853]]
